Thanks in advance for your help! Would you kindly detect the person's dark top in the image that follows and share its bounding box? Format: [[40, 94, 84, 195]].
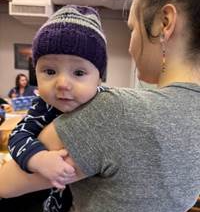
[[8, 85, 37, 98]]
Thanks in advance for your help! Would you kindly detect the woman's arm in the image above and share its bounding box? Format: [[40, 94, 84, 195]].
[[0, 122, 85, 198], [8, 88, 17, 98], [0, 159, 51, 198]]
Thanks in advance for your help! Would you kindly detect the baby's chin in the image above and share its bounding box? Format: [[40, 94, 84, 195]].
[[50, 100, 82, 113], [56, 106, 78, 113]]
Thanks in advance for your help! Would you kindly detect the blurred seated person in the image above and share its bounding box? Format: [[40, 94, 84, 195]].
[[8, 73, 38, 98]]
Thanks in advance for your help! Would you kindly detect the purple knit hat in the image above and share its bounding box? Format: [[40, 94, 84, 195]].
[[32, 5, 107, 80]]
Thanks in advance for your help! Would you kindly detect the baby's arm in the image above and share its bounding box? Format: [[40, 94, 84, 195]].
[[8, 97, 61, 172], [8, 97, 75, 188]]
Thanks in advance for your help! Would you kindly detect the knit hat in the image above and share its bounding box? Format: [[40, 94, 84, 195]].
[[32, 5, 107, 80]]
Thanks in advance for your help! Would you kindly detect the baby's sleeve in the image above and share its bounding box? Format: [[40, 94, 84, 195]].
[[8, 97, 62, 172]]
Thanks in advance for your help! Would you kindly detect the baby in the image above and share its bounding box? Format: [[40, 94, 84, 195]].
[[8, 5, 108, 212]]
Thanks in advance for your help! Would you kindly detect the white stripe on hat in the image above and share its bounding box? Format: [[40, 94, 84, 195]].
[[40, 6, 107, 43]]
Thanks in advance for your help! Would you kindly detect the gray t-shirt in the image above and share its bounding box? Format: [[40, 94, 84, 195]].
[[54, 83, 200, 212]]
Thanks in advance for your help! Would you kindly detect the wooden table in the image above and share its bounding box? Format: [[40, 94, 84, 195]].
[[0, 112, 25, 152]]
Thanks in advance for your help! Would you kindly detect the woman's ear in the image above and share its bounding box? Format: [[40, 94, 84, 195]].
[[160, 4, 177, 41]]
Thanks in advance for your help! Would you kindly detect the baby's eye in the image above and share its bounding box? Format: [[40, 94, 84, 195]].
[[74, 69, 85, 76], [44, 69, 56, 75]]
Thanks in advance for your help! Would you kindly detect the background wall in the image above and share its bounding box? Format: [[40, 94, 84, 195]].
[[0, 2, 133, 97]]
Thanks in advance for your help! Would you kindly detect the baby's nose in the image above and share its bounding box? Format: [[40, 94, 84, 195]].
[[56, 75, 72, 90]]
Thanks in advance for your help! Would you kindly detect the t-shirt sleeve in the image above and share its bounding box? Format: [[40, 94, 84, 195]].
[[54, 90, 123, 177]]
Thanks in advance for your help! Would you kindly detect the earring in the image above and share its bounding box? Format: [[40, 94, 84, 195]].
[[160, 33, 166, 73]]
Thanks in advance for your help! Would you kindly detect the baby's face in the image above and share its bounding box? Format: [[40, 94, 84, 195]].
[[36, 54, 101, 112]]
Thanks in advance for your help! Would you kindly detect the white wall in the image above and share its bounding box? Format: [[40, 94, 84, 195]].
[[102, 18, 132, 88], [0, 5, 39, 97], [0, 3, 133, 97]]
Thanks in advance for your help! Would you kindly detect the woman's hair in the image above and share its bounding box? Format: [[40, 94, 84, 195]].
[[15, 73, 28, 89], [138, 0, 200, 62]]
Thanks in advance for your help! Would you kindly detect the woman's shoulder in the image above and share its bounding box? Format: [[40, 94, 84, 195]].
[[9, 87, 17, 92], [95, 86, 171, 114], [92, 87, 150, 112], [97, 87, 151, 102]]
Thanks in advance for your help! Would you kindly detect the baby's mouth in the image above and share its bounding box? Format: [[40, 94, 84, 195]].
[[57, 97, 74, 102]]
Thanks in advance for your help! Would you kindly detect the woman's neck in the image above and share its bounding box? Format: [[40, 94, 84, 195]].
[[158, 59, 200, 88]]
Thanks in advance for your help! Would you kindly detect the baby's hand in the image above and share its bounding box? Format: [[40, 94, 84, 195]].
[[27, 149, 76, 189]]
